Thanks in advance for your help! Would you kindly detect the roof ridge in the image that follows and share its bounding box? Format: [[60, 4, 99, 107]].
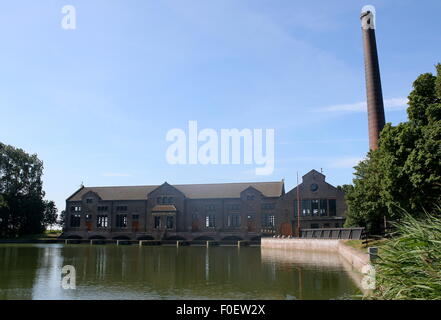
[[83, 181, 283, 189]]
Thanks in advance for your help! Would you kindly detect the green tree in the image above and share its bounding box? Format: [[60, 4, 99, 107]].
[[345, 64, 441, 234], [0, 142, 57, 237], [57, 210, 66, 229]]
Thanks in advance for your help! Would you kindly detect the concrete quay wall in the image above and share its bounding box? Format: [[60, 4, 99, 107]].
[[261, 238, 370, 273]]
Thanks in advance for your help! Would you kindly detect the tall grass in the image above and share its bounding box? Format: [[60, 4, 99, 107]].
[[373, 213, 441, 300]]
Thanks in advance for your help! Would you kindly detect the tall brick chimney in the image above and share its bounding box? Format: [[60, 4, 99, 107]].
[[361, 6, 385, 150]]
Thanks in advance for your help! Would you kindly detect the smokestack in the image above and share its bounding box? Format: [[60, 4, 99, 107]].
[[361, 6, 385, 150]]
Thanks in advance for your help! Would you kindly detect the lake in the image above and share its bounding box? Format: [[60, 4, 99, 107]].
[[0, 244, 361, 300]]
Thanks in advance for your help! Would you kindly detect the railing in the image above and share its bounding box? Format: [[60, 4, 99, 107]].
[[300, 227, 364, 240]]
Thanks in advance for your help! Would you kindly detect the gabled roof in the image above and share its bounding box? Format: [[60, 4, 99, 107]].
[[67, 181, 284, 201]]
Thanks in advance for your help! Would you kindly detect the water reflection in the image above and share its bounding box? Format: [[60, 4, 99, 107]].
[[0, 244, 360, 300]]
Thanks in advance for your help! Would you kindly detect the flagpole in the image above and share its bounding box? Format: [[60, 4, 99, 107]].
[[296, 172, 301, 237]]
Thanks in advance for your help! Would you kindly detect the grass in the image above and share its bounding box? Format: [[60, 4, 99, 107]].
[[343, 238, 388, 255], [372, 213, 441, 300]]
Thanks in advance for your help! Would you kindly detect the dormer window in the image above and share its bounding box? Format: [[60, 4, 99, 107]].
[[247, 194, 255, 201], [86, 198, 93, 204]]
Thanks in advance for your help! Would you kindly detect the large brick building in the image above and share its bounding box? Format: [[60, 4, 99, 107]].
[[63, 170, 346, 240]]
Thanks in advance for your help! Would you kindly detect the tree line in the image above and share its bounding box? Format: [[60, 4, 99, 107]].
[[0, 142, 57, 237], [344, 64, 441, 234]]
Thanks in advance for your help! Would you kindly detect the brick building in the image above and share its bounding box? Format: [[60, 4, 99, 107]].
[[63, 170, 346, 240]]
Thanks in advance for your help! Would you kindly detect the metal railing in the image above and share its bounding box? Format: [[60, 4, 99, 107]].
[[300, 227, 364, 240]]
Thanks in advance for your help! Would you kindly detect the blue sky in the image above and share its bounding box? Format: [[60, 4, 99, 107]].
[[1, 0, 440, 212]]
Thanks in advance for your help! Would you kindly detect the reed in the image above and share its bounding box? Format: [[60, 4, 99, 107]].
[[373, 212, 441, 300]]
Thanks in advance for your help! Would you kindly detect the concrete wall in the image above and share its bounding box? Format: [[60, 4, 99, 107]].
[[261, 238, 370, 273]]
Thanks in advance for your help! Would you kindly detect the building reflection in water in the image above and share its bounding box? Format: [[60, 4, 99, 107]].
[[0, 244, 361, 299]]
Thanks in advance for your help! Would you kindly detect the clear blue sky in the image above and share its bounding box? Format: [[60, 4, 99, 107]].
[[1, 0, 440, 212]]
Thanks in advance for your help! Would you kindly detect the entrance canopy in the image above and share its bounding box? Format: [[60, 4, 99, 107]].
[[152, 205, 177, 216]]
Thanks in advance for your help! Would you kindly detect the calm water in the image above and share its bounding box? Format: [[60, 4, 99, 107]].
[[0, 244, 361, 300]]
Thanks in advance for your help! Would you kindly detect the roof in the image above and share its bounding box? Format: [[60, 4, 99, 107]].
[[67, 181, 284, 201]]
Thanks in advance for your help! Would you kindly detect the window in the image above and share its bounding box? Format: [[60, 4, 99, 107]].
[[116, 205, 128, 212], [247, 194, 255, 201], [132, 214, 139, 220], [157, 196, 174, 204], [97, 206, 108, 212], [227, 214, 241, 227], [71, 206, 81, 212], [247, 214, 255, 221], [154, 216, 161, 229], [70, 214, 81, 227], [86, 198, 93, 204], [329, 199, 337, 216], [301, 200, 311, 216], [261, 203, 275, 210], [116, 214, 127, 228], [229, 204, 240, 211], [206, 204, 215, 211], [262, 214, 275, 227], [166, 216, 174, 229], [320, 199, 328, 216], [205, 214, 216, 228], [85, 214, 92, 221], [310, 223, 319, 229], [96, 215, 108, 228], [311, 199, 319, 216]]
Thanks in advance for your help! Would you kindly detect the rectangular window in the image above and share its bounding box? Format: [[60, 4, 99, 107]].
[[206, 204, 215, 211], [247, 194, 255, 201], [97, 206, 108, 212], [86, 198, 93, 204], [116, 214, 127, 228], [205, 214, 216, 228], [70, 214, 81, 227], [229, 204, 240, 211], [132, 214, 139, 220], [157, 196, 174, 205], [263, 214, 275, 227], [166, 216, 174, 229], [320, 199, 328, 216], [261, 203, 275, 210], [301, 200, 311, 216], [227, 214, 241, 227], [71, 206, 81, 212], [329, 199, 337, 216], [116, 205, 128, 212], [311, 199, 319, 216], [96, 215, 108, 228], [154, 216, 161, 229]]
